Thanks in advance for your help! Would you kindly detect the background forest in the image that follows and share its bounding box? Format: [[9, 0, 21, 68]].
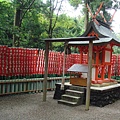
[[0, 0, 120, 53]]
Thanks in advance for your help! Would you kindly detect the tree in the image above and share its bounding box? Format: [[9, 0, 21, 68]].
[[68, 0, 89, 29], [68, 0, 120, 29], [13, 0, 36, 47], [0, 1, 14, 46], [21, 11, 47, 48], [4, 0, 118, 51], [0, 0, 87, 50], [39, 0, 64, 49], [52, 14, 84, 51]]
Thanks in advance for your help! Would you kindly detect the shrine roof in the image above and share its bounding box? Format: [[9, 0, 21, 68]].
[[81, 20, 118, 39], [67, 64, 88, 73], [68, 20, 120, 46]]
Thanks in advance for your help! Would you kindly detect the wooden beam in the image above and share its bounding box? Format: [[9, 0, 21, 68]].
[[44, 36, 96, 42], [85, 40, 93, 110], [79, 48, 83, 64], [95, 51, 99, 80], [101, 50, 105, 80], [61, 45, 66, 89], [43, 42, 49, 101]]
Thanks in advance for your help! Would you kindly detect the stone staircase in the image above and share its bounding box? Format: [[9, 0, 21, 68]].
[[58, 85, 85, 106]]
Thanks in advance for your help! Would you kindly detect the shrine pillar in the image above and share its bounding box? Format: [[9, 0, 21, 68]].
[[104, 45, 112, 80], [79, 47, 83, 64], [95, 51, 100, 80]]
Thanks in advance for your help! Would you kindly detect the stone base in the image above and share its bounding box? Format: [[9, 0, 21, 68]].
[[53, 83, 70, 99], [53, 82, 120, 107], [90, 84, 120, 107], [91, 81, 118, 87]]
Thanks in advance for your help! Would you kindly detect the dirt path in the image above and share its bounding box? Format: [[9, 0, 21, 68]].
[[0, 91, 120, 120]]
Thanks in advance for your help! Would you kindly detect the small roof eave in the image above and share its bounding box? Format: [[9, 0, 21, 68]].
[[68, 37, 120, 46], [67, 64, 88, 73]]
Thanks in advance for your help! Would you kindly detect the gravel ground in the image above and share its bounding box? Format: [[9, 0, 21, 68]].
[[0, 91, 120, 120]]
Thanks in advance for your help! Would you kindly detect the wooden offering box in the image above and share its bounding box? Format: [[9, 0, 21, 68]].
[[67, 64, 88, 86], [70, 77, 87, 86]]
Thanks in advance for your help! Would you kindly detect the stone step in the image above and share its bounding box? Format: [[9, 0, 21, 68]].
[[57, 85, 86, 106], [58, 99, 78, 106], [66, 89, 84, 97], [61, 94, 80, 102], [69, 85, 85, 92]]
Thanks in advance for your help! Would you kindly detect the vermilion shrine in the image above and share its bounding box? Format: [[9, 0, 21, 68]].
[[53, 3, 120, 108], [68, 2, 120, 86], [68, 19, 119, 86]]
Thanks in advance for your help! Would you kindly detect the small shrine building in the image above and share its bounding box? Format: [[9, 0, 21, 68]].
[[44, 3, 120, 108], [68, 19, 120, 85]]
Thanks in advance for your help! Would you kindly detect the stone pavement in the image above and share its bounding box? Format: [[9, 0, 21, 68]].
[[0, 91, 120, 120]]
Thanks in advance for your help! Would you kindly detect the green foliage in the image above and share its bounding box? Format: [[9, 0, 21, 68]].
[[113, 46, 120, 54], [20, 10, 46, 48], [69, 0, 82, 8], [87, 0, 111, 21], [0, 1, 14, 46], [1, 0, 119, 52], [54, 14, 84, 37], [52, 14, 84, 51], [0, 0, 85, 50]]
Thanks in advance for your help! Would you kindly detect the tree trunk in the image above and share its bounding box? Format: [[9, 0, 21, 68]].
[[13, 0, 35, 47], [85, 2, 89, 30], [48, 0, 53, 50], [13, 0, 21, 47]]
